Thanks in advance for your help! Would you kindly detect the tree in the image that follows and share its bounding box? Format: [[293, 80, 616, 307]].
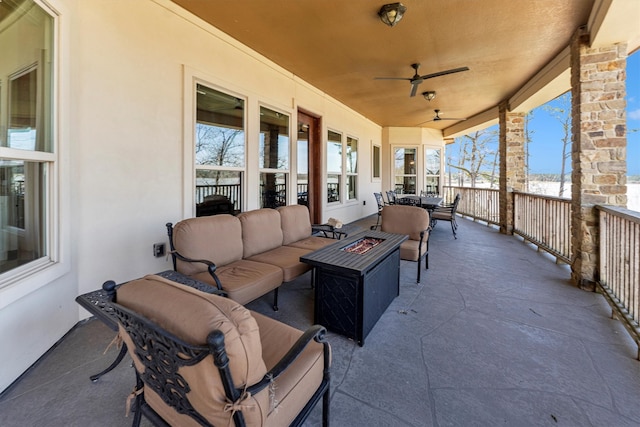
[[447, 127, 499, 187], [542, 92, 571, 197]]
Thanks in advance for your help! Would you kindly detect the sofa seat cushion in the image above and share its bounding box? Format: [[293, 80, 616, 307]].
[[246, 246, 312, 282], [399, 239, 428, 262], [286, 236, 335, 252], [116, 275, 269, 426], [251, 312, 328, 427], [190, 260, 283, 305]]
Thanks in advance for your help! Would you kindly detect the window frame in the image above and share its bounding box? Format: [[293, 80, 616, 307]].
[[191, 80, 247, 216], [424, 146, 442, 195], [326, 129, 342, 204], [346, 135, 358, 201], [391, 146, 418, 195], [0, 0, 66, 307], [258, 104, 290, 208]]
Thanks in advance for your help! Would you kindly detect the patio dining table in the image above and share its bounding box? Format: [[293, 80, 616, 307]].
[[398, 195, 443, 226]]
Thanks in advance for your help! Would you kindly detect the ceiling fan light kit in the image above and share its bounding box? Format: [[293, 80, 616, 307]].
[[378, 3, 406, 27]]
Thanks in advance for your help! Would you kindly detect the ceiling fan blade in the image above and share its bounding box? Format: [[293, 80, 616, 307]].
[[373, 76, 412, 81], [419, 66, 469, 81], [409, 82, 420, 97]]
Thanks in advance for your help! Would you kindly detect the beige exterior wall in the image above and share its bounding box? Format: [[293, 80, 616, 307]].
[[382, 127, 445, 194], [0, 0, 387, 391]]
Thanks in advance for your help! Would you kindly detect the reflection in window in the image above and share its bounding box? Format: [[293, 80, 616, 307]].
[[346, 136, 357, 200], [259, 107, 289, 208], [260, 172, 287, 209], [195, 85, 245, 215], [393, 147, 417, 195], [0, 161, 47, 275], [327, 131, 342, 203], [424, 148, 441, 195], [195, 170, 241, 215]]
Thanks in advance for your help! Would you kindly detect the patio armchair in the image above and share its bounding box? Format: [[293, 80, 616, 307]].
[[381, 205, 431, 283], [105, 275, 331, 427], [431, 193, 461, 239]]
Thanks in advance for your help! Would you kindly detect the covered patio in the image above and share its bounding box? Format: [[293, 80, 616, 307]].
[[2, 216, 639, 426]]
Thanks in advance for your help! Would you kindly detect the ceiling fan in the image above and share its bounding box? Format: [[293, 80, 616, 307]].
[[374, 63, 469, 97], [419, 109, 467, 124]]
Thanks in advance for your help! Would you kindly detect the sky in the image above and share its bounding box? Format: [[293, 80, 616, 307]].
[[448, 51, 640, 176]]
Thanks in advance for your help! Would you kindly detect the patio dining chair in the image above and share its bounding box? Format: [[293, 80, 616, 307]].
[[371, 192, 386, 230], [431, 193, 461, 239], [385, 190, 397, 205]]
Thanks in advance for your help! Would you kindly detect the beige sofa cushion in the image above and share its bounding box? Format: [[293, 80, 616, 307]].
[[381, 205, 430, 261], [252, 312, 328, 427], [277, 205, 312, 245], [116, 275, 269, 426], [238, 209, 284, 258], [247, 246, 312, 282], [172, 215, 244, 276], [277, 205, 335, 252], [190, 259, 283, 305]]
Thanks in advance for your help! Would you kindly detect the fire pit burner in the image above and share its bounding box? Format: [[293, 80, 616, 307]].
[[341, 237, 385, 255]]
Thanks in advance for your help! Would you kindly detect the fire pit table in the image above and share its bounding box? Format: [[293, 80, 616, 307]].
[[300, 230, 407, 346]]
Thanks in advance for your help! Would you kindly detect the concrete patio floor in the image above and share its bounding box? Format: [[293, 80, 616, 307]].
[[2, 215, 640, 426]]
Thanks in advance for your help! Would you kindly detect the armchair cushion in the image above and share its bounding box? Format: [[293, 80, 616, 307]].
[[252, 312, 328, 425], [116, 274, 269, 426], [381, 205, 430, 262]]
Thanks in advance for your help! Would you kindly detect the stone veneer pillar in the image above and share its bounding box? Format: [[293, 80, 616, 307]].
[[570, 30, 627, 288], [499, 102, 526, 234]]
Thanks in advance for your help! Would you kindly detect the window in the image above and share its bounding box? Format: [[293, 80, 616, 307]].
[[346, 136, 358, 200], [327, 130, 342, 203], [424, 147, 441, 195], [194, 84, 245, 215], [393, 147, 417, 195], [259, 106, 289, 208], [0, 1, 55, 281], [372, 143, 381, 180]]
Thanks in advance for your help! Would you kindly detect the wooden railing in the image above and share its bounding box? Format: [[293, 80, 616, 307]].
[[513, 192, 572, 264], [443, 186, 500, 225], [597, 206, 640, 354]]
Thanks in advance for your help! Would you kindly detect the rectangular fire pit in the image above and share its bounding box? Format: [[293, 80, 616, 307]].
[[300, 230, 408, 346], [341, 237, 385, 255]]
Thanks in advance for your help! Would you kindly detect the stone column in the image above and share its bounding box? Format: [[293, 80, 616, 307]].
[[570, 30, 627, 289], [499, 102, 526, 234]]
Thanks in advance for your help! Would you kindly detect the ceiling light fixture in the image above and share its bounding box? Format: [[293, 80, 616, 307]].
[[422, 91, 436, 101], [378, 3, 407, 27]]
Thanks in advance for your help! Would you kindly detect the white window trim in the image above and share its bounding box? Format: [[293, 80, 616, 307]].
[[0, 0, 69, 309], [183, 67, 248, 218]]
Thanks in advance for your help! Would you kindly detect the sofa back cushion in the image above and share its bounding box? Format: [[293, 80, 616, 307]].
[[172, 215, 243, 276], [277, 205, 312, 245], [237, 209, 284, 258], [117, 275, 268, 426], [381, 205, 430, 241]]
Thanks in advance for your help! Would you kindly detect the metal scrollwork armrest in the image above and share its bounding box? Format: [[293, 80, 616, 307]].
[[169, 250, 225, 292]]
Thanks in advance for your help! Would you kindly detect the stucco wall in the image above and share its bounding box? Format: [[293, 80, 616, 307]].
[[0, 0, 385, 391]]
